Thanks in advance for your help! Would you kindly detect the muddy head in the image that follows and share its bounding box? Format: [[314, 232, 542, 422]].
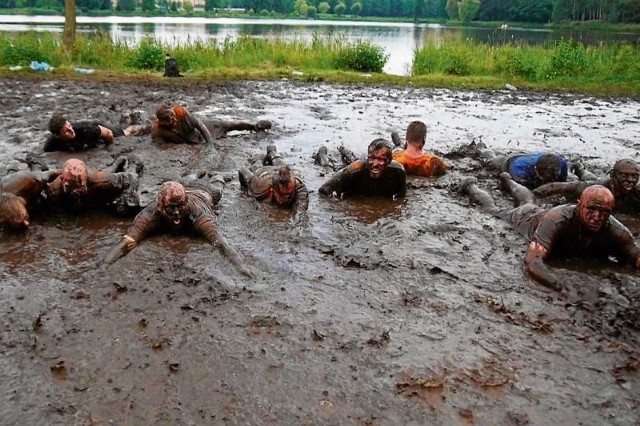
[[367, 138, 393, 179], [534, 153, 562, 185], [158, 181, 188, 227], [156, 105, 178, 130], [0, 193, 29, 229], [60, 159, 89, 198], [48, 113, 75, 140], [611, 159, 639, 195], [405, 120, 427, 149], [576, 185, 614, 233], [271, 166, 297, 206]]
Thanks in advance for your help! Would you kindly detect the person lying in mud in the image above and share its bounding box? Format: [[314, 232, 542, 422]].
[[533, 158, 640, 214], [44, 113, 145, 152], [458, 142, 569, 189], [0, 167, 60, 229], [104, 178, 252, 277], [460, 173, 640, 292], [318, 138, 407, 198], [46, 157, 143, 215], [391, 120, 448, 177], [238, 145, 309, 222], [151, 104, 272, 145]]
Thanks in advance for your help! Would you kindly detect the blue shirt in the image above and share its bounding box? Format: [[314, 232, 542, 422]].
[[508, 153, 568, 188]]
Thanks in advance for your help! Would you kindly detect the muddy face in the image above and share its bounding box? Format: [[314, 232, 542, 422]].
[[535, 165, 560, 185], [612, 163, 639, 194], [367, 148, 391, 179], [577, 187, 614, 232], [273, 181, 296, 206], [60, 159, 89, 199], [158, 182, 188, 227], [58, 121, 75, 140], [4, 196, 29, 229]]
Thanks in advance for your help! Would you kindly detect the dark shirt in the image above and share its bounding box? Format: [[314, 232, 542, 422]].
[[47, 170, 139, 215], [246, 166, 309, 213], [44, 121, 117, 152], [126, 188, 218, 243], [318, 160, 407, 198], [151, 106, 213, 144], [532, 204, 640, 264]]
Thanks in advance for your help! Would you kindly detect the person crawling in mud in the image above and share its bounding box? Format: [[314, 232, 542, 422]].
[[151, 104, 272, 145], [0, 166, 60, 229], [391, 121, 448, 177], [239, 145, 309, 223], [46, 157, 143, 215], [534, 159, 640, 214], [44, 113, 145, 152], [460, 173, 640, 292], [104, 177, 253, 277], [457, 142, 569, 189], [318, 138, 407, 199]]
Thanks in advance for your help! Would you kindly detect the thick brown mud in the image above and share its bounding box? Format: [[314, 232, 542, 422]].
[[0, 76, 639, 425]]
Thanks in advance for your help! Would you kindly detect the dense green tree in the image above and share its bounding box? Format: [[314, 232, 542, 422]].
[[117, 0, 136, 10], [458, 0, 479, 21], [183, 0, 193, 11], [351, 1, 361, 15], [294, 0, 308, 14], [446, 0, 458, 19], [141, 0, 155, 10], [0, 0, 17, 6], [318, 0, 329, 12], [101, 0, 111, 9], [413, 0, 425, 20], [508, 0, 552, 22], [334, 1, 345, 14], [306, 4, 316, 15]]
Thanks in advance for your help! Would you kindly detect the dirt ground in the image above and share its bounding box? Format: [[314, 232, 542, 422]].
[[0, 76, 639, 426]]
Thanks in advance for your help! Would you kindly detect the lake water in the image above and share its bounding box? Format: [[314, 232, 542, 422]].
[[1, 15, 639, 75]]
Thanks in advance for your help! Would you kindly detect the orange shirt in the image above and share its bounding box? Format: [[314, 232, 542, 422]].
[[392, 150, 448, 177]]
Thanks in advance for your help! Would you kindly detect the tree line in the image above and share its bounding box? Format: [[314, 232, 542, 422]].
[[1, 0, 639, 24]]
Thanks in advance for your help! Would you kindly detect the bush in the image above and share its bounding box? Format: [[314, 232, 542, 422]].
[[127, 38, 164, 70], [494, 48, 539, 80], [334, 2, 345, 15], [318, 1, 330, 13], [306, 5, 316, 18], [546, 39, 587, 78], [442, 50, 471, 75], [335, 41, 387, 72]]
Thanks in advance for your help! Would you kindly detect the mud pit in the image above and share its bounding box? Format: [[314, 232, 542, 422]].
[[0, 76, 639, 425]]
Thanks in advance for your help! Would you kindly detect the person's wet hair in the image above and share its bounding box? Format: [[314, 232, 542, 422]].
[[272, 166, 295, 190], [0, 193, 26, 227], [406, 121, 426, 148], [156, 105, 174, 126], [536, 153, 561, 177], [611, 158, 639, 175], [368, 138, 393, 161], [158, 181, 186, 204], [48, 113, 67, 135]]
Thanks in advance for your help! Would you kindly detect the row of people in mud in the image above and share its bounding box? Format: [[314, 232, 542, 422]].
[[3, 105, 640, 295]]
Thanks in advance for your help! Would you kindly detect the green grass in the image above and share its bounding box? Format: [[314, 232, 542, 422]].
[[1, 32, 639, 97], [413, 38, 640, 93]]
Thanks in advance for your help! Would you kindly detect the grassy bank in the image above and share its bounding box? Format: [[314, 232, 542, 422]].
[[0, 31, 639, 97]]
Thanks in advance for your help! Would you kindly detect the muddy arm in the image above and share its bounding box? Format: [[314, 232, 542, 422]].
[[194, 216, 254, 277], [104, 157, 127, 174], [98, 125, 115, 145], [318, 169, 348, 196], [292, 181, 309, 214], [195, 119, 213, 144], [533, 181, 584, 199], [523, 242, 563, 291], [104, 235, 138, 265]]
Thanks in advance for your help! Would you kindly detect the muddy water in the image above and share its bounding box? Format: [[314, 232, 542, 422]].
[[0, 76, 639, 425]]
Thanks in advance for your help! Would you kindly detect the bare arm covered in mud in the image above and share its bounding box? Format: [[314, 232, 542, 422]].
[[192, 215, 254, 277], [523, 242, 565, 291], [103, 205, 159, 265], [0, 169, 61, 202], [188, 112, 213, 144], [98, 125, 115, 144], [318, 167, 351, 196], [533, 181, 590, 200]]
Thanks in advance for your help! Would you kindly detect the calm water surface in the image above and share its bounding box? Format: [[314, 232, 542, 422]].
[[1, 15, 640, 75]]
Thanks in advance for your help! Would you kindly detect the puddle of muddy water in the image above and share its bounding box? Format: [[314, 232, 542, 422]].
[[0, 77, 639, 425]]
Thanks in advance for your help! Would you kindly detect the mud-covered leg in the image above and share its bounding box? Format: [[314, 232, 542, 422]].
[[572, 161, 599, 181], [459, 177, 500, 215], [265, 145, 286, 167], [499, 172, 535, 206], [337, 146, 358, 165]]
